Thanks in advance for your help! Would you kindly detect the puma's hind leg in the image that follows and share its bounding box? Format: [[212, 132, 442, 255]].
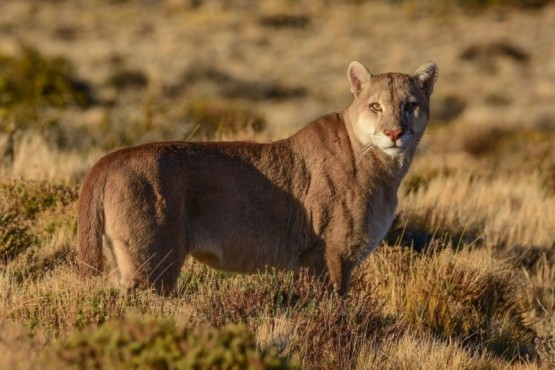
[[106, 236, 186, 295], [102, 174, 187, 295], [109, 237, 148, 291], [102, 235, 123, 285], [144, 240, 187, 296]]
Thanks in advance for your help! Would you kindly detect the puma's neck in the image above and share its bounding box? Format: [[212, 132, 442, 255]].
[[308, 113, 411, 181], [284, 112, 410, 203]]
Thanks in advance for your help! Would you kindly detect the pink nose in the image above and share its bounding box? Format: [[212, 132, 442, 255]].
[[384, 129, 404, 142]]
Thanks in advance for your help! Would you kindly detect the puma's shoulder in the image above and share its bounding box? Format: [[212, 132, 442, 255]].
[[290, 112, 353, 158]]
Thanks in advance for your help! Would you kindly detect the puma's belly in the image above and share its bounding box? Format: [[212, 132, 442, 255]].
[[189, 239, 293, 273], [190, 250, 282, 273], [190, 250, 225, 270]]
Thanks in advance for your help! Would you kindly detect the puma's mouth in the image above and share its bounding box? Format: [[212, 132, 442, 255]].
[[384, 142, 407, 150], [380, 135, 414, 154], [381, 144, 407, 157]]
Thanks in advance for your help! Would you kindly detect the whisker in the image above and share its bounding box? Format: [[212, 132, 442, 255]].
[[417, 141, 436, 154], [415, 136, 435, 153]]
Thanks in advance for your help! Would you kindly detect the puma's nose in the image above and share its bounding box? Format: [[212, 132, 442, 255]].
[[384, 128, 405, 142]]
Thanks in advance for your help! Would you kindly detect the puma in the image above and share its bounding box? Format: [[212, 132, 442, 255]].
[[78, 61, 438, 295]]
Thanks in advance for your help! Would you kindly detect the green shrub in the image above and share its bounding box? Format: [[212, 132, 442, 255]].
[[45, 318, 296, 369], [107, 69, 148, 91], [0, 180, 77, 218], [0, 211, 36, 263], [11, 284, 151, 334], [0, 180, 77, 273], [0, 46, 93, 131]]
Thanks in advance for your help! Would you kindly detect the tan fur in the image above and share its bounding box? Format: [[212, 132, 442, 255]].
[[77, 61, 438, 295]]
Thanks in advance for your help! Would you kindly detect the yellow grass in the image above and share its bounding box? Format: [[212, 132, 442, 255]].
[[356, 333, 532, 370], [399, 164, 555, 249], [2, 133, 99, 182]]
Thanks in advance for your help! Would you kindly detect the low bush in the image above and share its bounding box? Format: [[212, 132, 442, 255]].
[[106, 69, 148, 91], [0, 211, 35, 263], [0, 180, 77, 277], [192, 267, 390, 369], [0, 46, 93, 125], [0, 180, 77, 218], [45, 317, 296, 369]]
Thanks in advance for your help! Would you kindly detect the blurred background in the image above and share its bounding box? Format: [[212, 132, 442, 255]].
[[0, 0, 554, 170]]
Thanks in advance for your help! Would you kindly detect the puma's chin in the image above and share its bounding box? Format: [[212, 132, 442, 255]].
[[380, 145, 407, 157]]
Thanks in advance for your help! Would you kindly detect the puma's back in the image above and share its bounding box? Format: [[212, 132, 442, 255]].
[[78, 61, 438, 295]]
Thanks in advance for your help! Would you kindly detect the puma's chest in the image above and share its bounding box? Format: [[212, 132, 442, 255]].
[[366, 202, 396, 246], [356, 191, 398, 263]]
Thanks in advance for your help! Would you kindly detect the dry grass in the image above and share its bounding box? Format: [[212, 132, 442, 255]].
[[5, 133, 97, 182], [0, 0, 554, 369], [356, 333, 527, 370], [398, 167, 555, 249]]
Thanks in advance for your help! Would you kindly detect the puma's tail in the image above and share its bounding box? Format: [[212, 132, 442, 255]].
[[77, 167, 106, 277]]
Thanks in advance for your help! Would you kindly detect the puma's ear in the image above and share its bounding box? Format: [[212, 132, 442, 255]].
[[348, 61, 371, 97], [413, 61, 438, 96]]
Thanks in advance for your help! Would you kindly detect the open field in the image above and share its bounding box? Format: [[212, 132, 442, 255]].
[[1, 0, 554, 368]]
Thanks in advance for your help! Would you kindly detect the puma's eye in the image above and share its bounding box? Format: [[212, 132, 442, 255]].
[[404, 102, 417, 112], [370, 103, 382, 112]]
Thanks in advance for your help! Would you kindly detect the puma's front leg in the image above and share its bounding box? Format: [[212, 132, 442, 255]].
[[325, 252, 353, 297]]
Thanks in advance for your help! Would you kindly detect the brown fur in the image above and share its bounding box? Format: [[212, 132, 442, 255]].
[[77, 61, 438, 295]]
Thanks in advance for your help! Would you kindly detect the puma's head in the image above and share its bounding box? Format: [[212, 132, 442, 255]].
[[346, 61, 438, 158]]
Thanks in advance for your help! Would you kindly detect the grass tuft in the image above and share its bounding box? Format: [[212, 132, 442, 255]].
[[362, 246, 537, 361], [183, 98, 266, 140], [535, 337, 555, 369]]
